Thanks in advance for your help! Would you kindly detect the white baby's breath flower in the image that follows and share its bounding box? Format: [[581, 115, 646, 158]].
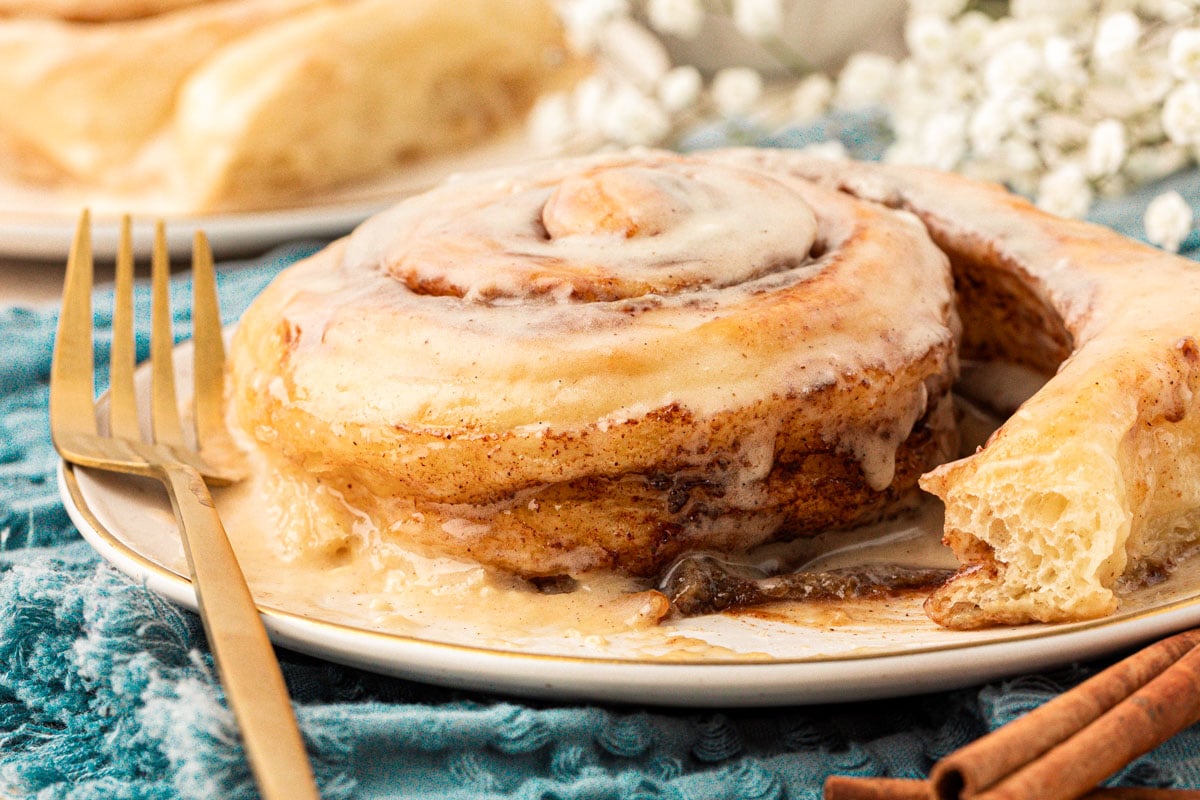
[[1036, 163, 1093, 219], [598, 17, 672, 89], [1085, 118, 1128, 177], [958, 155, 1007, 184], [969, 93, 1036, 157], [732, 0, 784, 41], [984, 40, 1043, 99], [1037, 112, 1092, 168], [1014, 13, 1058, 43], [906, 15, 955, 64], [978, 17, 1026, 58], [572, 74, 612, 132], [835, 52, 895, 108], [599, 84, 670, 145], [911, 110, 967, 170], [933, 68, 977, 105], [883, 139, 923, 166], [1093, 11, 1142, 72], [528, 92, 575, 150], [1168, 28, 1200, 81], [1010, 0, 1091, 20], [1145, 0, 1199, 24], [1162, 81, 1200, 145], [790, 73, 833, 122], [1124, 110, 1167, 146], [968, 100, 1010, 156], [953, 11, 994, 61], [1000, 138, 1043, 176], [657, 65, 702, 112], [1082, 83, 1139, 121], [1124, 143, 1191, 185], [893, 58, 926, 96], [1127, 55, 1175, 106], [908, 0, 967, 17], [710, 67, 763, 116], [548, 0, 1200, 199], [558, 0, 630, 50], [1042, 36, 1081, 77], [1144, 190, 1195, 251], [799, 140, 848, 160], [645, 0, 706, 39], [1045, 75, 1085, 110], [888, 86, 929, 140], [1005, 0, 1039, 18], [981, 15, 1055, 60]]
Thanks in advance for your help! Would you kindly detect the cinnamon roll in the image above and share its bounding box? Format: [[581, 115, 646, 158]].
[[734, 151, 1200, 629], [229, 149, 960, 578], [0, 0, 206, 20], [0, 0, 566, 210]]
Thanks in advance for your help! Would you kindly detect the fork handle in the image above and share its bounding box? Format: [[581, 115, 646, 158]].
[[161, 464, 322, 800]]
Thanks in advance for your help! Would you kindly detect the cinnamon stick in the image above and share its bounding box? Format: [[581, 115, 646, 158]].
[[824, 777, 1200, 800], [1086, 791, 1200, 799], [824, 776, 931, 799], [930, 629, 1200, 800], [972, 642, 1200, 800]]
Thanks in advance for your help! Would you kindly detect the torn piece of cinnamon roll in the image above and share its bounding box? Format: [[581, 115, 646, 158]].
[[740, 151, 1200, 628], [229, 149, 960, 578]]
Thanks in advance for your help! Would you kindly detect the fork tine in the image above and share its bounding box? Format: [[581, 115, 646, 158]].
[[191, 231, 228, 450], [108, 215, 140, 441], [54, 215, 319, 798], [49, 210, 98, 442], [149, 220, 186, 449]]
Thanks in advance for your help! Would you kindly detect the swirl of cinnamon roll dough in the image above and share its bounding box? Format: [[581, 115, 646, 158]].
[[230, 149, 959, 577], [726, 150, 1200, 629]]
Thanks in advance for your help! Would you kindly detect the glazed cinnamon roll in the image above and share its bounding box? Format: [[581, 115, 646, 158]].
[[230, 149, 960, 578], [735, 151, 1200, 629]]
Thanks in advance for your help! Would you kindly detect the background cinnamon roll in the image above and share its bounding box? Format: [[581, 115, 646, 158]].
[[0, 0, 567, 211], [230, 149, 959, 578], [0, 0, 206, 19]]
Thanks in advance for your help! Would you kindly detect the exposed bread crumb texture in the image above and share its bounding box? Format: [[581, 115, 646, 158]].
[[753, 153, 1200, 628]]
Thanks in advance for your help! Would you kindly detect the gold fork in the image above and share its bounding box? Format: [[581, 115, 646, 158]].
[[50, 212, 321, 800]]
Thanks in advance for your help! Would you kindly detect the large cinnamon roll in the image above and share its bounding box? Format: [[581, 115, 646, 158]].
[[230, 149, 960, 578], [729, 151, 1200, 629]]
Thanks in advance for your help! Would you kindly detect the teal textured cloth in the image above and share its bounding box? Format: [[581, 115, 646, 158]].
[[4, 151, 1200, 798]]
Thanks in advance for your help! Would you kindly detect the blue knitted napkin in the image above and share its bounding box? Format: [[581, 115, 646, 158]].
[[3, 153, 1200, 798]]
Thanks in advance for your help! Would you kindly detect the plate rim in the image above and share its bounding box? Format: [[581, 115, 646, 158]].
[[59, 460, 1200, 706], [0, 129, 561, 261], [0, 199, 389, 261]]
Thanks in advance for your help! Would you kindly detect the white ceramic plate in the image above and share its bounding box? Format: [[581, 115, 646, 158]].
[[62, 462, 1200, 707], [57, 346, 1200, 707], [0, 132, 547, 260]]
